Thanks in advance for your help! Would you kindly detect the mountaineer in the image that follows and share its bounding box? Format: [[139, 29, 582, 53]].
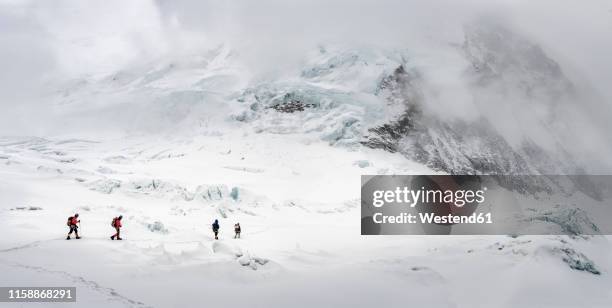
[[66, 213, 81, 240], [212, 219, 220, 240], [110, 215, 123, 240], [234, 223, 241, 239]]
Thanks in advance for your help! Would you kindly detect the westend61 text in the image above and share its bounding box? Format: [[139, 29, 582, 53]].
[[372, 212, 493, 224]]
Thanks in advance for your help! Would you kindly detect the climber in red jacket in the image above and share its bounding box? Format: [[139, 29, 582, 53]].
[[66, 213, 80, 240], [110, 215, 123, 240]]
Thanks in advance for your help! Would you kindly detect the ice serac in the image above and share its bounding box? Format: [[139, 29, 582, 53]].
[[233, 47, 407, 147]]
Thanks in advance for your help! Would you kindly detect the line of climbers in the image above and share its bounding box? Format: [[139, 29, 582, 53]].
[[211, 219, 242, 240], [66, 213, 242, 241]]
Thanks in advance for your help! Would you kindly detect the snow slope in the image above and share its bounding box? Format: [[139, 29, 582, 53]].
[[1, 133, 611, 308]]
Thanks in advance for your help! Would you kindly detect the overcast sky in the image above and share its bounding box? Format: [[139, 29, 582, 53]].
[[1, 0, 610, 77], [1, 0, 611, 141]]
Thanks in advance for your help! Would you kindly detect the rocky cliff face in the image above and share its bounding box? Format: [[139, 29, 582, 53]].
[[359, 23, 591, 194], [362, 61, 575, 175]]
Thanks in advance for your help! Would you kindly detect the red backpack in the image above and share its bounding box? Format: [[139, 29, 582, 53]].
[[111, 217, 117, 228]]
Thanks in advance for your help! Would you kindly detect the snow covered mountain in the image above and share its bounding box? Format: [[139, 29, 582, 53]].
[[45, 20, 607, 178], [2, 7, 612, 308]]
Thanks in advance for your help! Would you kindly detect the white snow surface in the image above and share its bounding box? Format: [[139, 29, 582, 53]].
[[1, 133, 612, 308]]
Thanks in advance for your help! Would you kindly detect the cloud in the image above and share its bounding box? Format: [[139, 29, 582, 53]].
[[0, 1, 56, 133], [3, 0, 610, 83]]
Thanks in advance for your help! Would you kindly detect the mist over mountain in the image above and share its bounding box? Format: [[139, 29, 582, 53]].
[[1, 0, 611, 173]]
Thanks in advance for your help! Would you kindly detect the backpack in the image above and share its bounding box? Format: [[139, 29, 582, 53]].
[[67, 216, 73, 226], [111, 217, 117, 228]]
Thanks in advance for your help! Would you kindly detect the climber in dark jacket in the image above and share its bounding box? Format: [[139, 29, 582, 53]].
[[234, 223, 241, 239], [212, 219, 220, 240]]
